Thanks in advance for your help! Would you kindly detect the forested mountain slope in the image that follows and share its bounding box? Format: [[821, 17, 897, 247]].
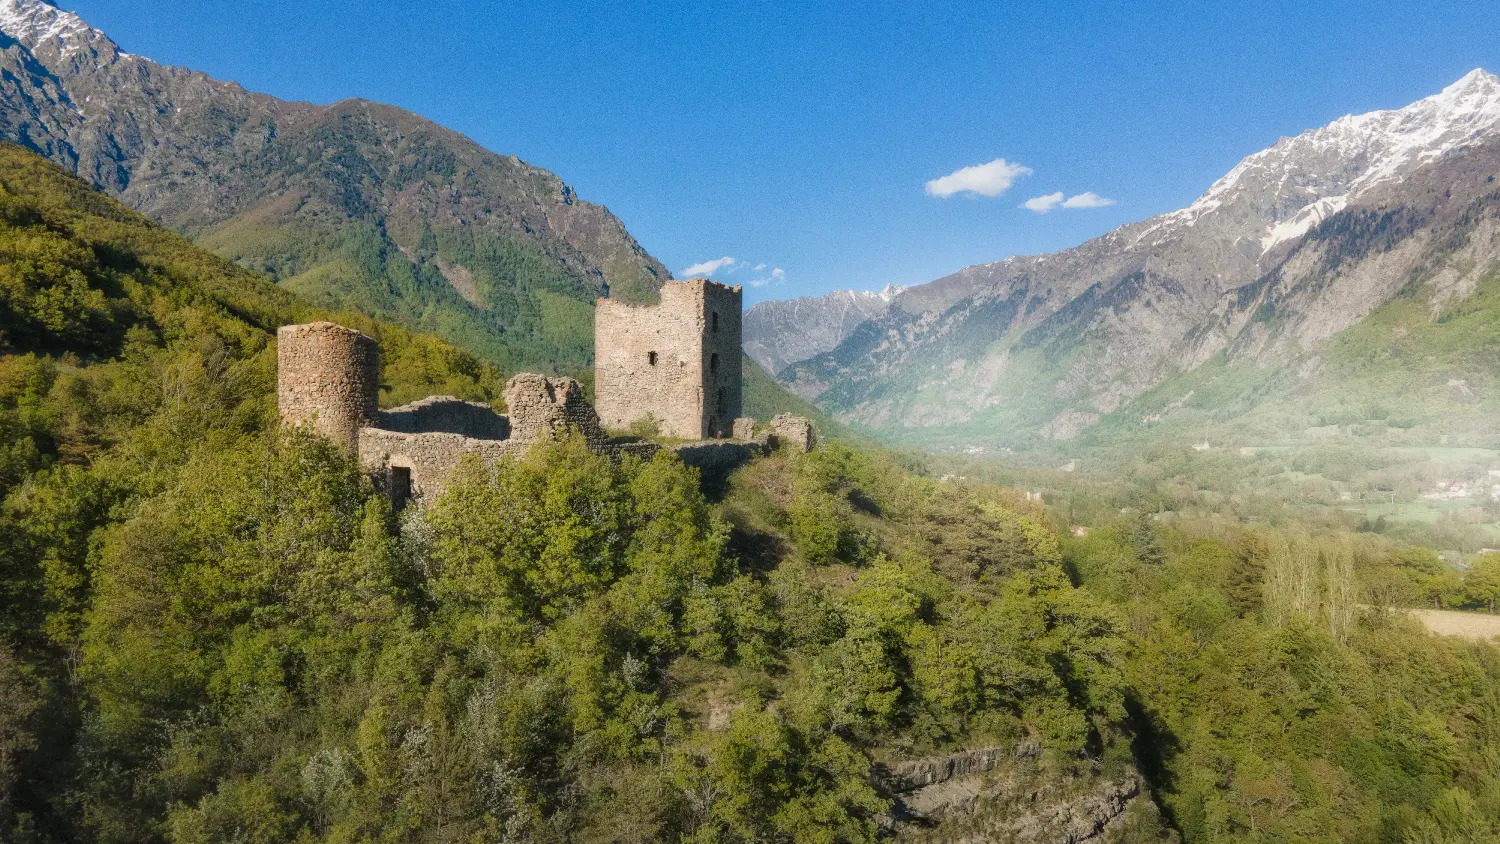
[[0, 0, 668, 373], [2, 142, 1500, 843]]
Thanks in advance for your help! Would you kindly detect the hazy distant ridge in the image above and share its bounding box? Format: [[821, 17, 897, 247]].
[[770, 69, 1500, 447], [742, 285, 900, 376]]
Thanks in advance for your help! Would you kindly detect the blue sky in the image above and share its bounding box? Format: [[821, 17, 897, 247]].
[[66, 0, 1500, 305]]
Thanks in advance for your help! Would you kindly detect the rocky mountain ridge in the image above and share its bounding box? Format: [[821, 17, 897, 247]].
[[742, 284, 900, 376], [774, 69, 1500, 448], [0, 0, 668, 370]]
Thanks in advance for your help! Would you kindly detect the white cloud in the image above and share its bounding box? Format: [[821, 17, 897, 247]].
[[925, 158, 1032, 198], [1023, 191, 1116, 213], [679, 257, 786, 287], [750, 267, 786, 288], [1023, 192, 1065, 213], [1062, 192, 1115, 209], [680, 256, 736, 277]]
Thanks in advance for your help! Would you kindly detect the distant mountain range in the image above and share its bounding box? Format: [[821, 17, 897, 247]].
[[4, 0, 1496, 456], [752, 69, 1500, 453], [742, 284, 901, 376], [0, 0, 667, 372]]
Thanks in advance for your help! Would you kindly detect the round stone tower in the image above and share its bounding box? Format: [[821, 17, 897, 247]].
[[277, 322, 380, 452]]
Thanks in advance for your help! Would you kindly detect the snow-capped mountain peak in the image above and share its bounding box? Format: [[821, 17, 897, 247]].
[[0, 0, 120, 59], [1155, 69, 1500, 254], [1337, 68, 1500, 193]]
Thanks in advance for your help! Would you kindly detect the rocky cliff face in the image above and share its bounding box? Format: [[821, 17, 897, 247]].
[[742, 285, 900, 376], [873, 744, 1159, 843], [775, 70, 1500, 448], [0, 0, 669, 369]]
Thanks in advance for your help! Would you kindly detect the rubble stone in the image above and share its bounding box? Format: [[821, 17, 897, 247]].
[[769, 413, 816, 453]]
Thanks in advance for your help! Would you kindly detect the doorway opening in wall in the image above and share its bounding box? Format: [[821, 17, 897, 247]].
[[391, 466, 412, 512], [648, 351, 658, 366]]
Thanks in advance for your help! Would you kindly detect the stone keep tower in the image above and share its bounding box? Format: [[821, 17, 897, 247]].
[[595, 278, 743, 439], [277, 322, 380, 452]]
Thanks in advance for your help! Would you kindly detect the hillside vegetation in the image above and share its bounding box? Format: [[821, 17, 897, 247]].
[[0, 1, 672, 376], [2, 144, 1500, 844]]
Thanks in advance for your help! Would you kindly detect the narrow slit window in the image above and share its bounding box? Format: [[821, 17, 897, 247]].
[[710, 352, 720, 375], [712, 312, 720, 333], [648, 351, 658, 366]]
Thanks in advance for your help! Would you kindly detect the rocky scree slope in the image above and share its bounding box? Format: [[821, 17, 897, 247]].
[[0, 0, 669, 371], [777, 69, 1500, 448]]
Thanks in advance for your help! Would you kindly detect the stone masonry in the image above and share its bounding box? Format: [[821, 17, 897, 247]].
[[769, 413, 816, 453], [595, 278, 743, 439], [502, 373, 610, 449], [356, 374, 609, 504], [277, 322, 380, 452], [277, 314, 810, 507]]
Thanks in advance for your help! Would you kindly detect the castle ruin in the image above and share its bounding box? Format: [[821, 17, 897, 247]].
[[277, 322, 381, 453], [277, 322, 634, 506], [595, 278, 743, 439], [276, 282, 807, 506]]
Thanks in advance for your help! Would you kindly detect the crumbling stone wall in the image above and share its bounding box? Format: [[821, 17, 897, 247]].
[[674, 439, 764, 490], [770, 413, 816, 453], [277, 322, 380, 453], [505, 373, 609, 449], [732, 417, 757, 441], [359, 373, 612, 502], [379, 396, 509, 439], [595, 278, 743, 439], [359, 429, 525, 504]]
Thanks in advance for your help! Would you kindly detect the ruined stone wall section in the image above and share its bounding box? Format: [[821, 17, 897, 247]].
[[505, 373, 609, 449], [378, 396, 509, 439], [277, 322, 380, 452], [769, 414, 815, 453], [595, 278, 742, 439], [359, 429, 525, 502]]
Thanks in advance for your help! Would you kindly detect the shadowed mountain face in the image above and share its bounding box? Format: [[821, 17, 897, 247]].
[[767, 70, 1500, 451], [0, 0, 668, 371]]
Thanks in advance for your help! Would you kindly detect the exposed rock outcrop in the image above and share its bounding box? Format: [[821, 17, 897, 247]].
[[877, 745, 1149, 844]]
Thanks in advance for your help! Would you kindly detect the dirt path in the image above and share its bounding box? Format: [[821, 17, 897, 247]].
[[1411, 609, 1500, 640]]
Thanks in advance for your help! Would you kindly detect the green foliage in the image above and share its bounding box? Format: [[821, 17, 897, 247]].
[[1066, 516, 1500, 843], [2, 142, 1499, 844], [1464, 552, 1500, 613], [1387, 546, 1466, 609], [0, 329, 1134, 844]]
